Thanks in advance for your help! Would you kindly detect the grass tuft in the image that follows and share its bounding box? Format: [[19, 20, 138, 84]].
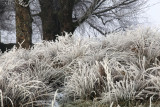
[[1, 27, 160, 106]]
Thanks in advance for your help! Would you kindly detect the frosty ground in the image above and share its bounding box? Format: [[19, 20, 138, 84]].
[[0, 27, 160, 107]]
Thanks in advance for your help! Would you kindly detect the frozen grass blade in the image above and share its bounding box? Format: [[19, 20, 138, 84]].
[[0, 90, 3, 107], [51, 89, 58, 107], [1, 27, 160, 106]]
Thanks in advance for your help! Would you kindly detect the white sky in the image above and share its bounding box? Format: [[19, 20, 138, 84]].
[[145, 0, 160, 26]]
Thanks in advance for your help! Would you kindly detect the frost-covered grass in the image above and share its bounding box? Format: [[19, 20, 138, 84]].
[[1, 27, 160, 106]]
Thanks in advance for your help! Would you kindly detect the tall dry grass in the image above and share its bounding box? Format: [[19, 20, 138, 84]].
[[0, 27, 160, 106]]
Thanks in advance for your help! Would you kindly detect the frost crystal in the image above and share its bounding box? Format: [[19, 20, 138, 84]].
[[18, 0, 32, 7]]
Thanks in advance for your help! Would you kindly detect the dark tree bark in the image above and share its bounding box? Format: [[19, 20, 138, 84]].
[[39, 0, 60, 41], [38, 0, 77, 41], [58, 0, 77, 33], [15, 0, 32, 49], [0, 0, 5, 30], [36, 0, 145, 41]]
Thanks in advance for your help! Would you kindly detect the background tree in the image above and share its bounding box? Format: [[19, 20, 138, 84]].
[[36, 0, 78, 40], [58, 0, 76, 33], [0, 0, 6, 31], [64, 0, 146, 35], [0, 0, 15, 31], [15, 0, 32, 48], [1, 0, 147, 47], [32, 0, 146, 41], [0, 0, 15, 44], [38, 0, 60, 40]]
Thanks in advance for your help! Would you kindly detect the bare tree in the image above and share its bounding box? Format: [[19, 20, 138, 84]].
[[0, 0, 6, 30], [73, 0, 146, 35], [15, 0, 32, 48], [32, 0, 146, 40], [38, 0, 60, 40], [1, 0, 147, 44], [0, 0, 15, 44], [58, 0, 77, 33], [0, 0, 14, 30]]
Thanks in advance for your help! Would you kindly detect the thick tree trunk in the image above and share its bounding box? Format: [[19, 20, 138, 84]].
[[39, 0, 60, 41], [58, 0, 76, 34], [15, 0, 32, 49], [39, 0, 78, 41]]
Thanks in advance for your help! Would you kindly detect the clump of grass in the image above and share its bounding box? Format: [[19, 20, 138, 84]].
[[0, 68, 54, 107], [1, 27, 160, 106], [63, 27, 160, 106], [0, 42, 67, 106], [64, 62, 102, 100]]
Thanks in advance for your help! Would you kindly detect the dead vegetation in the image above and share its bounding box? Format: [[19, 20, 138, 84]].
[[0, 27, 160, 106]]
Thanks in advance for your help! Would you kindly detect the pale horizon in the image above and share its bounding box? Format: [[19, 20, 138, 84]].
[[145, 0, 160, 26]]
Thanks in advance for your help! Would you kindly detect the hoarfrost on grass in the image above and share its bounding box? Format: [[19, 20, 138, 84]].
[[0, 27, 160, 106]]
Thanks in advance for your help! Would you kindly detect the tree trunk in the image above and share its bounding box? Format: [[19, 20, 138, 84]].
[[39, 0, 78, 41], [39, 0, 60, 41], [15, 0, 32, 49], [58, 0, 76, 34]]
